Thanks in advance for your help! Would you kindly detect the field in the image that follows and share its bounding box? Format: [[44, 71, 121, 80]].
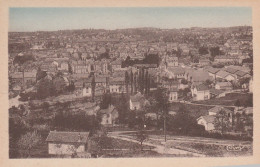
[[192, 93, 252, 107]]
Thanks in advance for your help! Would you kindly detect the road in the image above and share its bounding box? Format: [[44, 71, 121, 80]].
[[108, 132, 205, 157], [108, 130, 252, 157]]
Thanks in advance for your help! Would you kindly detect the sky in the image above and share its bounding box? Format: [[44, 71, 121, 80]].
[[9, 7, 252, 32]]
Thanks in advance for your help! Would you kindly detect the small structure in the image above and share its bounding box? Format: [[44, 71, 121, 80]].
[[215, 82, 233, 90], [129, 92, 145, 110], [197, 115, 216, 131], [99, 105, 119, 127], [46, 131, 89, 155], [191, 84, 210, 101]]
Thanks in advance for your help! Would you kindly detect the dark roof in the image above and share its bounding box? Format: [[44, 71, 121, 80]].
[[195, 84, 209, 91], [46, 131, 89, 143], [224, 67, 239, 74], [130, 92, 145, 103], [234, 70, 249, 77], [208, 106, 232, 114], [205, 67, 220, 74]]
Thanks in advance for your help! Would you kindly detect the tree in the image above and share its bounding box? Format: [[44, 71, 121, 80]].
[[167, 105, 197, 134], [235, 99, 241, 109], [136, 130, 148, 150], [130, 70, 133, 94], [36, 76, 55, 99], [100, 92, 112, 109], [17, 131, 42, 157], [41, 102, 50, 114], [36, 67, 47, 82], [91, 76, 96, 102], [125, 71, 129, 95], [214, 109, 232, 135], [152, 87, 169, 129]]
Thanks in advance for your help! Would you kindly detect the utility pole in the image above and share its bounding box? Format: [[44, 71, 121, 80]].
[[164, 113, 166, 142]]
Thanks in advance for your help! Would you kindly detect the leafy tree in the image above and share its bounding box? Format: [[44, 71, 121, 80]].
[[36, 77, 55, 99], [17, 131, 42, 157], [214, 109, 232, 135], [91, 76, 96, 102], [100, 93, 112, 109], [136, 130, 148, 150], [198, 46, 209, 55], [125, 71, 129, 95], [235, 99, 241, 109], [36, 67, 47, 82], [130, 70, 133, 94], [167, 105, 197, 134]]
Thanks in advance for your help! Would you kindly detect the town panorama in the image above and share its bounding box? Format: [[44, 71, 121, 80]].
[[9, 26, 253, 158]]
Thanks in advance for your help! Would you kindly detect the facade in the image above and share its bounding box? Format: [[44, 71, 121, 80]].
[[168, 88, 178, 102], [129, 92, 145, 110], [197, 115, 216, 131], [191, 84, 210, 101], [215, 82, 233, 90], [99, 105, 119, 127], [46, 131, 89, 155]]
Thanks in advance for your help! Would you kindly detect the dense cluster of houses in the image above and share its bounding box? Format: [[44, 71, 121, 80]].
[[8, 27, 253, 157]]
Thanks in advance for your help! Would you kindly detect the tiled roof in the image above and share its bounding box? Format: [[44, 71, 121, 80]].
[[216, 70, 233, 78], [130, 92, 145, 103], [199, 115, 216, 123], [46, 131, 89, 143], [195, 84, 209, 91], [208, 106, 232, 114]]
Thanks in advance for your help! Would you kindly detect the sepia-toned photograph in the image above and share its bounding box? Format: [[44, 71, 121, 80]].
[[8, 7, 254, 159]]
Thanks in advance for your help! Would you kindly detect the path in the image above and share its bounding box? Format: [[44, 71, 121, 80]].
[[108, 132, 205, 157]]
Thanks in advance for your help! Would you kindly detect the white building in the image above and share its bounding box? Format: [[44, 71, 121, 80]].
[[191, 84, 210, 101], [46, 131, 89, 155]]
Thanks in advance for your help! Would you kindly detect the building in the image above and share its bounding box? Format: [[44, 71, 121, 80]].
[[216, 70, 236, 81], [197, 115, 216, 131], [205, 67, 220, 80], [46, 131, 89, 155], [99, 105, 119, 127], [129, 92, 145, 110], [168, 87, 178, 102], [215, 82, 233, 90], [109, 77, 125, 93], [167, 56, 178, 67], [191, 84, 210, 101]]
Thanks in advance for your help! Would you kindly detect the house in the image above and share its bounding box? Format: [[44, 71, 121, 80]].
[[215, 82, 233, 90], [208, 106, 233, 123], [199, 58, 210, 66], [82, 86, 92, 97], [209, 89, 226, 98], [234, 70, 251, 79], [168, 87, 178, 102], [99, 105, 119, 127], [129, 92, 145, 110], [191, 84, 210, 101], [46, 131, 89, 155], [167, 67, 186, 80], [216, 70, 236, 81], [167, 56, 178, 67], [10, 71, 37, 86], [109, 77, 125, 93], [111, 59, 122, 72], [186, 70, 213, 85], [197, 115, 216, 131], [205, 67, 220, 80]]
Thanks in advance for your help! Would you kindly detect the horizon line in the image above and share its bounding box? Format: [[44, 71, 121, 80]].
[[8, 25, 252, 33]]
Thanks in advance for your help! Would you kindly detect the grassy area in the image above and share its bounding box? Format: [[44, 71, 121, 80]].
[[100, 137, 154, 150], [166, 141, 252, 157], [169, 102, 211, 118], [193, 93, 252, 107]]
